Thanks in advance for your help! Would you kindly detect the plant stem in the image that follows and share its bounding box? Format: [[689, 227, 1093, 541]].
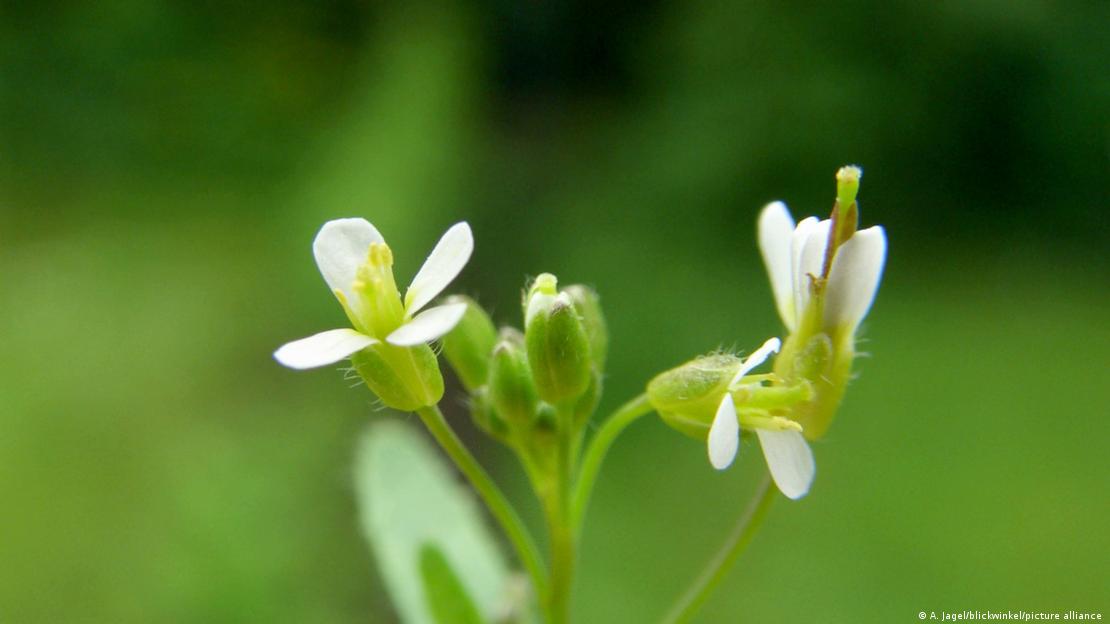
[[661, 473, 777, 624], [415, 405, 549, 599], [570, 393, 654, 534], [542, 406, 577, 624], [543, 492, 574, 624]]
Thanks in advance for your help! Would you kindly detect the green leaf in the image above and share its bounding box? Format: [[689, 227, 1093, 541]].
[[354, 420, 510, 624], [419, 544, 485, 624]]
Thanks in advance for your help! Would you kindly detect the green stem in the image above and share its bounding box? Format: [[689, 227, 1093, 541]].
[[543, 493, 574, 624], [415, 405, 549, 599], [570, 393, 654, 534], [542, 406, 577, 624], [661, 473, 777, 624]]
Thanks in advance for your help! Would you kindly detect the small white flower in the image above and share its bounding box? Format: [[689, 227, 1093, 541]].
[[758, 201, 886, 337], [274, 219, 473, 370], [706, 337, 816, 500]]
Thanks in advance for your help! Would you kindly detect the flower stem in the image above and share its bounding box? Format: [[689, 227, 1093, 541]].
[[542, 405, 578, 624], [570, 393, 654, 534], [415, 405, 549, 599], [661, 473, 777, 624]]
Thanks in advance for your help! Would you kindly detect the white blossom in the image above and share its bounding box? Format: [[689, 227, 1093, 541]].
[[274, 219, 472, 370]]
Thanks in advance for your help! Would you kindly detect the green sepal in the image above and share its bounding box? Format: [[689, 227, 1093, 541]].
[[350, 342, 444, 412], [646, 354, 741, 439], [526, 403, 560, 477], [777, 332, 853, 440], [468, 387, 511, 443], [563, 284, 608, 372], [441, 295, 498, 392], [571, 369, 602, 429], [525, 293, 592, 405], [489, 337, 539, 431]]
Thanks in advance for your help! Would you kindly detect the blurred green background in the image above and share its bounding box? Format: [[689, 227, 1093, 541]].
[[2, 0, 1108, 622]]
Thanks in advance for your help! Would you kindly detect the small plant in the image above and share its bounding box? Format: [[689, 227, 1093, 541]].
[[275, 166, 887, 623]]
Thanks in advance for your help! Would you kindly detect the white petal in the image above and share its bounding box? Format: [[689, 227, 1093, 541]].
[[313, 218, 385, 297], [795, 219, 831, 321], [707, 394, 740, 470], [404, 222, 473, 315], [824, 226, 887, 335], [730, 336, 782, 385], [274, 328, 377, 370], [386, 302, 468, 347], [758, 202, 797, 331], [789, 217, 817, 327], [756, 429, 815, 500]]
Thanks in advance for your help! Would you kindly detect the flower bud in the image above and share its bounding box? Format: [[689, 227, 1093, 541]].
[[349, 342, 444, 411], [571, 370, 602, 429], [525, 288, 592, 405], [469, 387, 511, 442], [488, 331, 539, 430], [563, 284, 608, 371], [647, 354, 742, 439], [440, 295, 498, 391]]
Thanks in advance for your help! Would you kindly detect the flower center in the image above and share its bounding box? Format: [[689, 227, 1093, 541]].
[[352, 242, 406, 338]]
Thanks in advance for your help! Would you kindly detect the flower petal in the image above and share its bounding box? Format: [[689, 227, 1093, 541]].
[[404, 222, 473, 315], [789, 217, 817, 326], [824, 226, 887, 335], [707, 394, 740, 470], [730, 336, 782, 385], [795, 218, 831, 321], [274, 328, 377, 370], [313, 218, 385, 297], [386, 302, 469, 347], [756, 429, 815, 500], [758, 202, 797, 331]]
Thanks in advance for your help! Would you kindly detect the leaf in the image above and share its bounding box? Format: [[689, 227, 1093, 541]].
[[419, 544, 485, 624], [354, 420, 510, 624]]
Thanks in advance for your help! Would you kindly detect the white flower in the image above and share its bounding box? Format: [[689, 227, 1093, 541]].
[[758, 201, 886, 338], [274, 219, 473, 370], [706, 337, 816, 500]]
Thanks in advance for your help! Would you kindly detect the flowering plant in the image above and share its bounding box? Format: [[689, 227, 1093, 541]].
[[276, 167, 887, 623]]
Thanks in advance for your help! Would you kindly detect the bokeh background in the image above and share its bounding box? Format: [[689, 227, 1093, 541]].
[[2, 0, 1108, 622]]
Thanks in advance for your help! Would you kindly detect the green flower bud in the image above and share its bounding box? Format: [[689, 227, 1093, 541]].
[[527, 403, 560, 478], [349, 342, 444, 412], [571, 369, 602, 429], [440, 295, 498, 391], [468, 387, 511, 442], [647, 354, 742, 439], [563, 284, 608, 371], [524, 272, 559, 311], [488, 332, 539, 430], [525, 289, 592, 405]]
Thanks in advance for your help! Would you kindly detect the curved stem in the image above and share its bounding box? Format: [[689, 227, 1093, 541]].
[[571, 393, 654, 534], [415, 405, 549, 599], [661, 473, 777, 624]]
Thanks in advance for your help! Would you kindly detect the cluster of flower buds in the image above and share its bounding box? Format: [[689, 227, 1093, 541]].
[[442, 274, 607, 481]]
